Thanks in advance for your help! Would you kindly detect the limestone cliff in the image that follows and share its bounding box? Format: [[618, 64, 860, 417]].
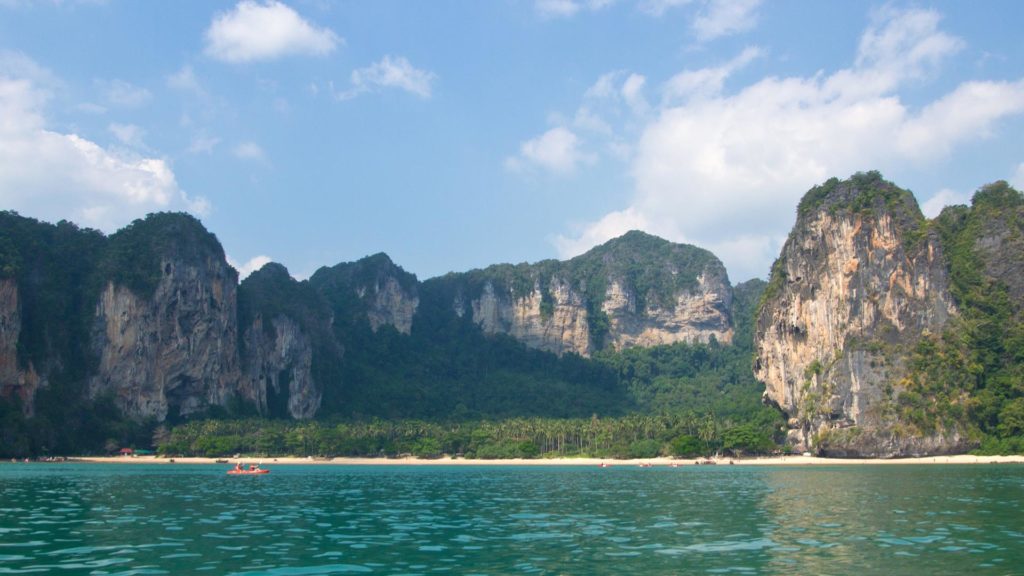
[[754, 172, 959, 456], [240, 313, 319, 419], [468, 277, 592, 356], [0, 279, 40, 412], [438, 231, 733, 357], [310, 253, 419, 335], [89, 215, 241, 421], [238, 262, 340, 419], [960, 182, 1024, 302]]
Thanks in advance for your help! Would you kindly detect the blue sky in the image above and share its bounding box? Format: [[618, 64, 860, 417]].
[[0, 1, 1022, 283]]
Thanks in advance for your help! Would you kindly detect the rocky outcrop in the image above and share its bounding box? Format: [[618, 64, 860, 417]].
[[447, 231, 733, 357], [240, 314, 319, 419], [602, 273, 732, 350], [310, 253, 419, 335], [754, 173, 957, 456], [470, 278, 592, 356], [90, 254, 241, 422], [963, 181, 1024, 303], [361, 275, 418, 334], [0, 279, 41, 413], [237, 262, 337, 419]]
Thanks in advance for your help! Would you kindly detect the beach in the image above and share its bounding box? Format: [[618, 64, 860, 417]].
[[61, 454, 1024, 466]]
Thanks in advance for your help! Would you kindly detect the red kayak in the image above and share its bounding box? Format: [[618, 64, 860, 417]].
[[227, 465, 269, 475]]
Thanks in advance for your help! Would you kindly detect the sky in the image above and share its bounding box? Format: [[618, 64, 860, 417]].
[[0, 1, 1022, 284]]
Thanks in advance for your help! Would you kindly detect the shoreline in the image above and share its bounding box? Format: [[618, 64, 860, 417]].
[[52, 454, 1024, 467]]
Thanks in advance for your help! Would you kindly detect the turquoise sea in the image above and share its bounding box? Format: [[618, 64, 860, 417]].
[[0, 463, 1021, 575]]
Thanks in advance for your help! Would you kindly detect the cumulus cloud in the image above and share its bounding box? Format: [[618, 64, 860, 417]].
[[204, 0, 340, 63], [552, 7, 1024, 281], [921, 188, 971, 218], [662, 46, 763, 104], [506, 127, 593, 175], [228, 254, 273, 279], [0, 69, 208, 231], [692, 0, 762, 41], [335, 56, 436, 100]]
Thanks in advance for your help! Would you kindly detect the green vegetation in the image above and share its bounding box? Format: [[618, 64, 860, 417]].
[[0, 211, 153, 457], [796, 171, 919, 220], [901, 181, 1024, 452], [311, 257, 631, 420], [100, 212, 227, 298], [158, 412, 777, 460], [151, 269, 782, 460], [428, 231, 723, 351]]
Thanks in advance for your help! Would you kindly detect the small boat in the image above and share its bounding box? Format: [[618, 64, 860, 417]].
[[227, 463, 270, 475], [598, 462, 612, 468]]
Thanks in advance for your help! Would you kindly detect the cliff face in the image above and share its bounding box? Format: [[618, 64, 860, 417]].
[[754, 173, 958, 456], [444, 231, 732, 357], [310, 253, 419, 335], [240, 314, 319, 419], [469, 277, 592, 356], [0, 279, 40, 412], [90, 253, 241, 421], [237, 262, 339, 420], [602, 273, 732, 350], [966, 182, 1024, 303]]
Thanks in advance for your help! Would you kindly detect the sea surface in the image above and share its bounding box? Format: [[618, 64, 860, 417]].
[[0, 463, 1021, 575]]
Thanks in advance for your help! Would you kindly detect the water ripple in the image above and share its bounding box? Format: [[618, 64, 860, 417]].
[[0, 464, 1021, 574]]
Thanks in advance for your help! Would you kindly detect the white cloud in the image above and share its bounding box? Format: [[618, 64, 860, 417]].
[[638, 0, 692, 17], [584, 70, 650, 113], [585, 72, 621, 100], [856, 6, 963, 80], [507, 127, 592, 175], [573, 106, 613, 135], [166, 65, 206, 97], [897, 80, 1024, 161], [553, 7, 1024, 281], [662, 46, 762, 104], [0, 50, 59, 86], [188, 133, 220, 155], [204, 0, 340, 63], [98, 78, 151, 107], [535, 0, 613, 18], [921, 188, 971, 218], [536, 0, 579, 18], [554, 207, 649, 256], [0, 69, 208, 232], [621, 73, 649, 115], [233, 141, 265, 160], [693, 0, 762, 41], [228, 254, 273, 279], [76, 102, 106, 114], [108, 122, 145, 148], [1012, 163, 1024, 191], [337, 56, 436, 100]]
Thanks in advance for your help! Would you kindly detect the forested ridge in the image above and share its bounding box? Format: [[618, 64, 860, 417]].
[[2, 177, 1024, 459]]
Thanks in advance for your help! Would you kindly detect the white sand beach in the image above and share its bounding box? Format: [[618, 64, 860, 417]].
[[63, 454, 1024, 467]]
